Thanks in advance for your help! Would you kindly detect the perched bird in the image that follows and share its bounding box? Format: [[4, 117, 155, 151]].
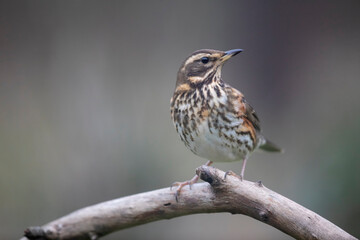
[[170, 49, 281, 199]]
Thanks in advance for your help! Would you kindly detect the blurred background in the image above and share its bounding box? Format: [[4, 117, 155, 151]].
[[1, 1, 359, 239]]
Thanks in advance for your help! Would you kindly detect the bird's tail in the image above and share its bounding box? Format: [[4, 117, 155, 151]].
[[259, 137, 282, 152]]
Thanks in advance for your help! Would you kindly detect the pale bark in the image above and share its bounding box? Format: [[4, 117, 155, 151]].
[[22, 166, 357, 240]]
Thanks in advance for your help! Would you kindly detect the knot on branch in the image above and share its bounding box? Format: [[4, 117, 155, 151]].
[[196, 166, 223, 187], [259, 210, 270, 222]]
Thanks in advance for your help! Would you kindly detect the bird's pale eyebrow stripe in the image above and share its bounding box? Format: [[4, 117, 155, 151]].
[[184, 53, 208, 66], [183, 52, 223, 68]]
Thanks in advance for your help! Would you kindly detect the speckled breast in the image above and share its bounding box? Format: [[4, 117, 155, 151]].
[[170, 83, 256, 162]]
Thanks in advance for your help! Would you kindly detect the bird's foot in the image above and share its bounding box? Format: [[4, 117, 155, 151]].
[[170, 174, 199, 202], [224, 170, 243, 181], [170, 161, 213, 202]]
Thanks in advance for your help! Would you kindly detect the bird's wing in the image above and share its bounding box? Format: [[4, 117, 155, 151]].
[[242, 99, 282, 152], [224, 84, 260, 132], [223, 85, 260, 146], [241, 98, 261, 132], [224, 84, 281, 152]]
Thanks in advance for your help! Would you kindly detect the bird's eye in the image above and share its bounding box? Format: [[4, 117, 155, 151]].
[[201, 57, 209, 64]]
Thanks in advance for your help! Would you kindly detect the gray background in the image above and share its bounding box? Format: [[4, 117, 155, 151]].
[[1, 1, 359, 239]]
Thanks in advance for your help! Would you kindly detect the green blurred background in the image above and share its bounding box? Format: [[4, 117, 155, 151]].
[[1, 1, 359, 239]]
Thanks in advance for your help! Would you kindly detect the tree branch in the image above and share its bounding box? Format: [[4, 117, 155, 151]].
[[22, 166, 357, 240]]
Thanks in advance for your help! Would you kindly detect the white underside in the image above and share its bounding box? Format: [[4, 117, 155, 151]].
[[188, 120, 251, 162]]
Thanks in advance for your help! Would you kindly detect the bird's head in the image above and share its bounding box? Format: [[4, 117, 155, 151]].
[[176, 49, 243, 89]]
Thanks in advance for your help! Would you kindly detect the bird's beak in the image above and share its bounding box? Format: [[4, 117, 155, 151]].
[[220, 49, 243, 62]]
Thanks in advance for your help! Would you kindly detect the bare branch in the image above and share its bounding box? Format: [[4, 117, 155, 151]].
[[22, 166, 357, 240]]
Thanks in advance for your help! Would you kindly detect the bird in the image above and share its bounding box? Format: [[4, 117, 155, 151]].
[[170, 49, 281, 200]]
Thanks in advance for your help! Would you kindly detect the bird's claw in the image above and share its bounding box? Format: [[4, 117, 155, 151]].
[[224, 170, 243, 181], [170, 180, 192, 202], [174, 190, 180, 202], [224, 170, 235, 180], [170, 181, 180, 190]]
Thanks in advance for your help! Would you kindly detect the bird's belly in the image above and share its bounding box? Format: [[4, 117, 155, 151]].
[[185, 120, 251, 162]]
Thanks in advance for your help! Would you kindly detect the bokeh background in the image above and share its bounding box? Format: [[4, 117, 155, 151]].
[[1, 1, 359, 239]]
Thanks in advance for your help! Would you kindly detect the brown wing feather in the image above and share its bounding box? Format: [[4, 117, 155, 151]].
[[241, 97, 282, 152], [225, 85, 281, 152], [224, 85, 261, 132], [224, 84, 260, 145], [241, 97, 261, 132]]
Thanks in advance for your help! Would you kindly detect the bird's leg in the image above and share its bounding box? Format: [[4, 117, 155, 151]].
[[240, 157, 248, 180], [171, 160, 212, 202]]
